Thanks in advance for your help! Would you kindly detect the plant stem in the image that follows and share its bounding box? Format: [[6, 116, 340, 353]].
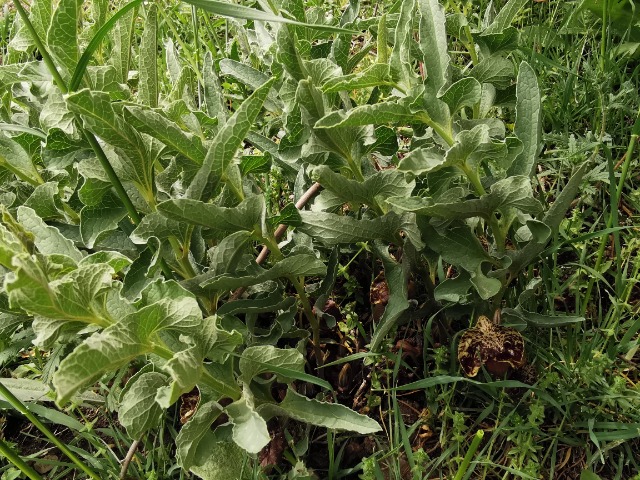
[[450, 1, 479, 65], [119, 439, 140, 480], [0, 381, 101, 480], [460, 165, 486, 196], [454, 429, 484, 480], [0, 438, 43, 480], [291, 276, 325, 373], [616, 108, 640, 204]]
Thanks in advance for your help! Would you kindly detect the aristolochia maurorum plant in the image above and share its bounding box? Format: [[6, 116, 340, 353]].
[[0, 0, 587, 476]]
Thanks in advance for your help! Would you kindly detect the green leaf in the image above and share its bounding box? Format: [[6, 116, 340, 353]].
[[298, 211, 422, 249], [200, 254, 326, 291], [176, 397, 223, 470], [239, 345, 304, 384], [66, 89, 153, 193], [259, 389, 380, 434], [119, 371, 167, 438], [17, 207, 82, 262], [158, 323, 220, 409], [388, 176, 542, 220], [483, 0, 529, 35], [122, 247, 160, 299], [270, 203, 302, 227], [508, 61, 541, 177], [110, 2, 137, 83], [47, 0, 80, 80], [217, 292, 295, 316], [70, 0, 144, 91], [53, 289, 201, 404], [322, 63, 393, 93], [80, 251, 132, 272], [543, 162, 590, 233], [29, 0, 53, 42], [0, 223, 28, 269], [475, 27, 519, 55], [389, 0, 417, 90], [219, 59, 282, 112], [203, 52, 226, 121], [397, 147, 446, 176], [182, 0, 356, 33], [6, 256, 115, 326], [40, 90, 76, 134], [420, 221, 494, 274], [370, 242, 410, 352], [189, 430, 252, 480], [502, 308, 585, 327], [124, 106, 206, 165], [226, 396, 270, 454], [470, 56, 515, 89], [0, 378, 103, 405], [444, 124, 506, 170], [311, 166, 414, 208], [80, 191, 127, 249], [393, 375, 532, 391], [240, 154, 271, 175], [438, 77, 482, 115], [276, 26, 307, 81], [418, 0, 450, 92], [138, 3, 158, 107], [187, 78, 275, 201], [501, 219, 551, 277], [24, 182, 65, 220], [207, 231, 253, 276], [0, 132, 42, 186], [315, 101, 417, 129], [129, 212, 190, 244], [434, 271, 472, 303], [157, 194, 266, 237]]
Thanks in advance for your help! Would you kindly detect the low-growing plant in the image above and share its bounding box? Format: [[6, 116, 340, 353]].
[[1, 0, 631, 478]]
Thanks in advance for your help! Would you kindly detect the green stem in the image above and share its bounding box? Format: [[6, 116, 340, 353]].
[[0, 160, 43, 186], [290, 276, 325, 372], [83, 133, 141, 224], [191, 5, 202, 107], [600, 0, 608, 73], [418, 113, 454, 146], [262, 235, 284, 262], [345, 153, 365, 182], [454, 429, 484, 480], [460, 165, 486, 196], [168, 235, 197, 279], [0, 382, 100, 480], [489, 216, 505, 255], [0, 438, 43, 480], [616, 109, 640, 204], [581, 124, 638, 315], [450, 1, 478, 65]]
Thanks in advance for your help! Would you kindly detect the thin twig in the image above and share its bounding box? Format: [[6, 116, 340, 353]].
[[230, 182, 322, 300], [119, 439, 141, 480]]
